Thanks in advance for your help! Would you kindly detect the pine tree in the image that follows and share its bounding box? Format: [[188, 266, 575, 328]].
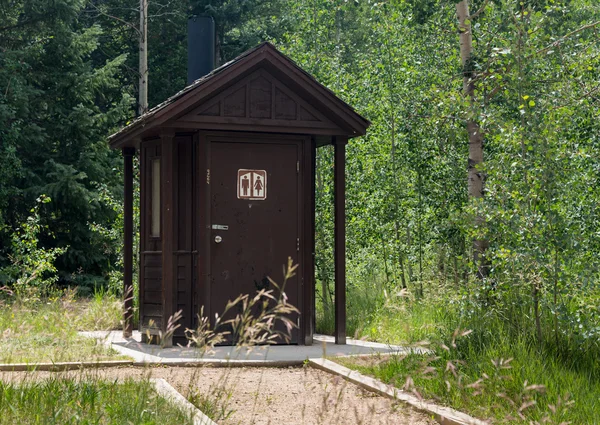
[[0, 0, 133, 289]]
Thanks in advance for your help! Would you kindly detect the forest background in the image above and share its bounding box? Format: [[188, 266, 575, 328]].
[[1, 0, 600, 419]]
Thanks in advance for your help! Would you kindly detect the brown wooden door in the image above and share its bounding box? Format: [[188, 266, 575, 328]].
[[204, 137, 302, 344]]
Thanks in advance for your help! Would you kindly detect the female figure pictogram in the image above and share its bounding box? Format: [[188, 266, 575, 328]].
[[254, 175, 263, 196]]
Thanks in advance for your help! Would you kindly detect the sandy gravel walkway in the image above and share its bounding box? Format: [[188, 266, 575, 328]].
[[0, 365, 436, 425]]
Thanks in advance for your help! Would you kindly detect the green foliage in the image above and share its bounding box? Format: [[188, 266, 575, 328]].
[[2, 196, 66, 299], [459, 0, 600, 353], [1, 0, 600, 418], [0, 378, 194, 424], [88, 162, 140, 297], [191, 0, 293, 63], [277, 0, 600, 361], [0, 0, 133, 290], [276, 1, 600, 418]]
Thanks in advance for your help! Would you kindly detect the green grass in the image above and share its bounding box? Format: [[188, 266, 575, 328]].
[[337, 299, 600, 424], [356, 297, 453, 345], [0, 377, 194, 424], [188, 383, 235, 421], [0, 291, 126, 364]]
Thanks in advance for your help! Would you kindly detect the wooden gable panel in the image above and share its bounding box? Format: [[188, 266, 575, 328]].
[[274, 87, 296, 120], [223, 87, 246, 117], [198, 101, 220, 116], [177, 68, 340, 132], [109, 43, 370, 148], [249, 76, 272, 118], [298, 106, 319, 121]]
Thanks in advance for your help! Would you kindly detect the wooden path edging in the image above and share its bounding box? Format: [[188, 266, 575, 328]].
[[134, 359, 302, 367], [0, 359, 305, 371], [0, 360, 133, 372], [0, 356, 486, 425], [152, 378, 218, 425], [308, 358, 488, 425]]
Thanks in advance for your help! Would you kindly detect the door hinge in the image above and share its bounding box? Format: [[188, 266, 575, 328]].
[[297, 237, 300, 252], [296, 161, 299, 173], [206, 168, 210, 184]]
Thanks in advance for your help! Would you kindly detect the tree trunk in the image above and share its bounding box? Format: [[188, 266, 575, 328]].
[[457, 0, 488, 278], [394, 222, 407, 289], [138, 0, 148, 116], [406, 223, 414, 286], [417, 170, 424, 297], [390, 108, 407, 290], [380, 233, 391, 284], [533, 279, 542, 343]]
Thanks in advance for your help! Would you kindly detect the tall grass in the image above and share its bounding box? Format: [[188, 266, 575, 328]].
[[0, 376, 194, 424], [0, 289, 124, 363], [315, 252, 388, 337], [338, 289, 600, 423]]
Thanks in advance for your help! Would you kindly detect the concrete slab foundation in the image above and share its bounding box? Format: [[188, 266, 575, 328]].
[[80, 331, 420, 365]]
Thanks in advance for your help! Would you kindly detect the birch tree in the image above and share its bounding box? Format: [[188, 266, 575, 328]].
[[138, 0, 148, 115], [457, 0, 488, 279]]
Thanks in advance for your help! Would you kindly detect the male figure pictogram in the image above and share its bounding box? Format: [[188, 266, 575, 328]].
[[254, 175, 263, 196], [241, 175, 250, 196]]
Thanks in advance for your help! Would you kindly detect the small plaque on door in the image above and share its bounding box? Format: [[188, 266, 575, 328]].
[[237, 169, 267, 200]]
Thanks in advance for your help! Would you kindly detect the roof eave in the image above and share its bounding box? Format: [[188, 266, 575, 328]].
[[108, 42, 370, 149], [261, 46, 370, 136]]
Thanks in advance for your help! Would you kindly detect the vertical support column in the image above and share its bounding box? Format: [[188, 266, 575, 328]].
[[122, 147, 135, 338], [303, 137, 316, 345], [334, 136, 347, 345], [160, 131, 175, 347]]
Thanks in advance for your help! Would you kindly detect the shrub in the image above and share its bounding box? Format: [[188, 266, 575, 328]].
[[3, 195, 66, 300]]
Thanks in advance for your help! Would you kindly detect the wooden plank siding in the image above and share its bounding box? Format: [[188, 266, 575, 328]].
[[174, 135, 194, 341], [140, 139, 162, 333]]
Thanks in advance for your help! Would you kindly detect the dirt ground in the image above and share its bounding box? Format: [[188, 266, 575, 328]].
[[0, 365, 436, 425]]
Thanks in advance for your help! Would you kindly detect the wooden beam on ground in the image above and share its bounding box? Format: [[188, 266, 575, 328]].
[[123, 147, 136, 338], [334, 136, 347, 345], [309, 358, 487, 425], [152, 379, 218, 425]]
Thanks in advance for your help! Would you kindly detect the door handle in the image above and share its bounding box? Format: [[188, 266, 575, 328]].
[[214, 235, 223, 244]]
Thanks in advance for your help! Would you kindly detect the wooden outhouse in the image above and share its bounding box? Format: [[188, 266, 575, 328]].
[[109, 42, 369, 346]]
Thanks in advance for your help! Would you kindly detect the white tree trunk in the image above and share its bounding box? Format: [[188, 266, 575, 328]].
[[138, 0, 148, 116], [457, 0, 488, 278]]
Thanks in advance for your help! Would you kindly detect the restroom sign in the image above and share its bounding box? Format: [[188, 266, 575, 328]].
[[237, 169, 267, 200]]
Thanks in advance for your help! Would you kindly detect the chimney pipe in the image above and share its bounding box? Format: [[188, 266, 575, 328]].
[[187, 16, 216, 85]]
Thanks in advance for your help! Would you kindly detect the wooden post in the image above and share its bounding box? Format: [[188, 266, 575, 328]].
[[122, 147, 135, 338], [303, 137, 316, 345], [161, 131, 176, 347], [334, 136, 347, 345]]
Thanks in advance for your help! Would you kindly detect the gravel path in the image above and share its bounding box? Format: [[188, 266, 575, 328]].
[[0, 365, 436, 425]]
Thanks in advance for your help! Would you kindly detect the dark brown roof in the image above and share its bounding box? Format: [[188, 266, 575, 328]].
[[108, 42, 370, 148]]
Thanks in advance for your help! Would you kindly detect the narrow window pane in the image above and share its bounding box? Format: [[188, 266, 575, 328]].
[[151, 158, 160, 237]]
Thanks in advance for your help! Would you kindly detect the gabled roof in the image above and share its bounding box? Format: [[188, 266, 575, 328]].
[[108, 42, 370, 148]]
